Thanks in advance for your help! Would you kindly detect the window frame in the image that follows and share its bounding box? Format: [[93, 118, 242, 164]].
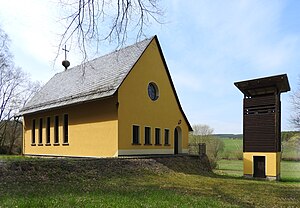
[[54, 115, 59, 145], [38, 118, 43, 145], [63, 114, 69, 144], [147, 82, 159, 101], [144, 126, 152, 145], [155, 128, 161, 145], [31, 119, 36, 145], [164, 129, 170, 145], [46, 117, 51, 145], [132, 125, 140, 145]]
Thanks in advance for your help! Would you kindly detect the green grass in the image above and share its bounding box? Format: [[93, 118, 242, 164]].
[[281, 160, 300, 181], [215, 159, 300, 181], [219, 138, 243, 159], [0, 154, 45, 161], [219, 137, 300, 161], [1, 186, 222, 208], [0, 156, 299, 207], [222, 138, 243, 152], [282, 137, 300, 160], [0, 154, 25, 160], [215, 159, 243, 177]]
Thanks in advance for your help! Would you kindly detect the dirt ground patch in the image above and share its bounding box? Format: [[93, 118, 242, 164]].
[[0, 155, 211, 183]]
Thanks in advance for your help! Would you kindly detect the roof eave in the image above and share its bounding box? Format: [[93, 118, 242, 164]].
[[19, 93, 116, 116], [154, 36, 193, 132], [234, 74, 290, 97]]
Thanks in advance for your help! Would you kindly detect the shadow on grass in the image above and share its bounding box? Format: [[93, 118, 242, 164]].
[[152, 155, 213, 175], [151, 155, 251, 182], [280, 177, 300, 182], [214, 171, 300, 183]]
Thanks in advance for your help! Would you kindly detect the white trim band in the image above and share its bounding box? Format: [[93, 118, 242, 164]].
[[118, 149, 174, 155], [24, 151, 118, 158]]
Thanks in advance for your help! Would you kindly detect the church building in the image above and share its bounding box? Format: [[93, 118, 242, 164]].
[[19, 36, 192, 157]]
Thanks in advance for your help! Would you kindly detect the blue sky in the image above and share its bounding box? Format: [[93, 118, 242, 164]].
[[0, 0, 299, 133]]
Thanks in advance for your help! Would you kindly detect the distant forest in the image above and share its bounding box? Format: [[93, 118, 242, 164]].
[[213, 134, 243, 139], [214, 131, 300, 140]]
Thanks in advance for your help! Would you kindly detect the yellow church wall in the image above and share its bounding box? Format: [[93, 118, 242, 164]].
[[243, 152, 281, 177], [23, 96, 118, 157], [117, 38, 189, 155]]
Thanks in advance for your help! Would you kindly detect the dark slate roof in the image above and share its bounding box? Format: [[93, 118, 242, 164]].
[[20, 37, 153, 115], [234, 74, 290, 97]]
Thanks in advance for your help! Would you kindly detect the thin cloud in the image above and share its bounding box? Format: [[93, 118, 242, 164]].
[[160, 0, 300, 132]]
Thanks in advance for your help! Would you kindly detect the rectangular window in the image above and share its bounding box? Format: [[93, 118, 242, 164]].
[[144, 127, 151, 145], [132, 125, 140, 144], [63, 114, 69, 144], [46, 117, 50, 144], [39, 118, 43, 144], [155, 128, 161, 145], [54, 116, 59, 144], [164, 129, 170, 145], [32, 119, 36, 144]]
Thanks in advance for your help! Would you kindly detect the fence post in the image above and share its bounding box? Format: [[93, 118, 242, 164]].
[[198, 143, 206, 156]]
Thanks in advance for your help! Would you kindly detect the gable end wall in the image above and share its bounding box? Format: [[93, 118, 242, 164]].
[[117, 38, 189, 155]]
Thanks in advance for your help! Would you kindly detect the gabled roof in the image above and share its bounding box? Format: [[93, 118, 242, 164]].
[[20, 36, 192, 131], [20, 37, 153, 115]]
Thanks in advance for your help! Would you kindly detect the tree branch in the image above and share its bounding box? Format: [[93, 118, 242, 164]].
[[56, 0, 164, 65]]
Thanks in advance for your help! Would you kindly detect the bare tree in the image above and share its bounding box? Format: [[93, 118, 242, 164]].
[[58, 0, 164, 60], [0, 28, 12, 74], [189, 124, 224, 168], [290, 76, 300, 130], [0, 27, 41, 154], [192, 124, 214, 137]]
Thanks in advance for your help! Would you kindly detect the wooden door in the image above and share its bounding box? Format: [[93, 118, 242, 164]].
[[253, 156, 266, 178], [174, 128, 178, 154]]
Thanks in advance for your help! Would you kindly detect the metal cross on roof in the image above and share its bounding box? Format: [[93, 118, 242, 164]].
[[62, 45, 69, 60], [62, 45, 70, 70]]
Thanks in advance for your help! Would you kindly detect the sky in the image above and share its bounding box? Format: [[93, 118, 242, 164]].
[[0, 0, 300, 134]]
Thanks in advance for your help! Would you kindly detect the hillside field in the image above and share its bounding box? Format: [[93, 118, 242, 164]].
[[215, 160, 300, 182], [0, 155, 299, 207], [219, 137, 300, 161], [219, 138, 243, 160]]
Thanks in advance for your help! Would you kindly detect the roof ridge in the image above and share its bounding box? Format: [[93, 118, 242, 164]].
[[59, 36, 155, 74]]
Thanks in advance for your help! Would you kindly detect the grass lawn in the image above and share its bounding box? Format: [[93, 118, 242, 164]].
[[222, 138, 243, 152], [219, 138, 243, 160], [219, 137, 300, 161], [280, 161, 300, 182], [215, 159, 243, 177], [282, 137, 300, 161], [215, 159, 300, 182], [0, 155, 300, 207]]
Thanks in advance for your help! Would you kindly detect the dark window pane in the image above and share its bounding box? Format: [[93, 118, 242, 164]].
[[32, 119, 36, 144], [39, 118, 43, 144], [63, 114, 68, 143], [132, 125, 139, 144], [164, 129, 169, 145], [155, 128, 160, 145], [54, 116, 59, 143], [145, 127, 151, 144], [46, 117, 50, 143]]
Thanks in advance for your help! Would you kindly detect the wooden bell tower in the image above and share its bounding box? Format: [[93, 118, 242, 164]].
[[235, 74, 290, 180]]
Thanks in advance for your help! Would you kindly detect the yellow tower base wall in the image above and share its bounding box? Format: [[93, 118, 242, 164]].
[[243, 152, 281, 180]]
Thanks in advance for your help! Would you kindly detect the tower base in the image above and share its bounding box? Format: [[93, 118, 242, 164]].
[[243, 152, 281, 181]]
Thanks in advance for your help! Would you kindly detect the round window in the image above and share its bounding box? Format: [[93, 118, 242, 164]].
[[148, 82, 159, 101]]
